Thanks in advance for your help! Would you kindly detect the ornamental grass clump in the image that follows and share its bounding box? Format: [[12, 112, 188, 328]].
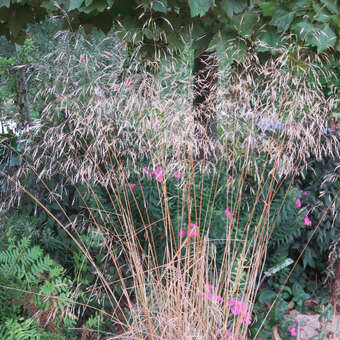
[[1, 29, 339, 339]]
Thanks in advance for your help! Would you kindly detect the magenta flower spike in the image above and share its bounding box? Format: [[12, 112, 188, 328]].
[[225, 208, 232, 219], [174, 171, 181, 179], [225, 330, 232, 339], [179, 229, 186, 238], [304, 215, 312, 226], [216, 296, 224, 303], [188, 223, 198, 237], [296, 199, 302, 208], [188, 228, 198, 238], [288, 327, 297, 337], [129, 183, 136, 190], [207, 293, 214, 300], [204, 284, 214, 291], [154, 167, 164, 182]]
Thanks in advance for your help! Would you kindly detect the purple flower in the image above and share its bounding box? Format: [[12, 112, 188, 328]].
[[296, 199, 302, 208], [179, 229, 186, 238], [188, 223, 198, 237], [304, 215, 312, 227], [204, 284, 214, 291], [225, 208, 232, 219], [174, 171, 181, 179], [154, 167, 164, 182]]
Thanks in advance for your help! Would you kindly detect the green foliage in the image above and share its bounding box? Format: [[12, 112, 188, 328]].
[[0, 317, 64, 340], [0, 234, 75, 339], [188, 0, 210, 18], [1, 0, 339, 61]]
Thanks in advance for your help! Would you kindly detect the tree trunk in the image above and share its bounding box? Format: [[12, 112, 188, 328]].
[[14, 43, 31, 127], [193, 50, 218, 160]]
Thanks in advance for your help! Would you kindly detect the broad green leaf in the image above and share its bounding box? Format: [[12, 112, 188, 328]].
[[258, 289, 277, 304], [269, 9, 295, 32], [292, 282, 310, 303], [320, 0, 339, 14], [221, 0, 248, 19], [288, 0, 308, 11], [41, 1, 59, 10], [0, 0, 10, 8], [293, 21, 319, 39], [294, 22, 336, 52], [258, 1, 277, 17], [313, 3, 334, 23], [308, 24, 336, 53], [332, 15, 340, 28], [69, 0, 84, 11], [188, 0, 210, 18], [336, 38, 340, 51], [85, 0, 94, 5], [258, 28, 284, 53], [225, 38, 247, 64], [273, 299, 289, 321], [81, 0, 107, 13], [152, 0, 168, 13], [230, 11, 260, 38]]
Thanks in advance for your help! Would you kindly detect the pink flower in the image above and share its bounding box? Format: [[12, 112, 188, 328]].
[[129, 183, 136, 190], [155, 174, 163, 182], [204, 284, 214, 291], [304, 215, 312, 227], [227, 299, 251, 323], [188, 228, 198, 237], [225, 208, 232, 219], [143, 166, 149, 174], [289, 327, 297, 337], [303, 191, 307, 195], [227, 299, 235, 306], [188, 223, 198, 237], [81, 57, 86, 62], [148, 171, 154, 177], [225, 330, 232, 339], [154, 167, 164, 182], [208, 293, 214, 300], [216, 295, 224, 303], [296, 199, 302, 208], [124, 79, 134, 86], [179, 229, 186, 238], [174, 171, 181, 179]]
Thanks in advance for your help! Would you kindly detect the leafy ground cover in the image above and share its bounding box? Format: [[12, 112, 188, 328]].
[[0, 19, 339, 340]]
